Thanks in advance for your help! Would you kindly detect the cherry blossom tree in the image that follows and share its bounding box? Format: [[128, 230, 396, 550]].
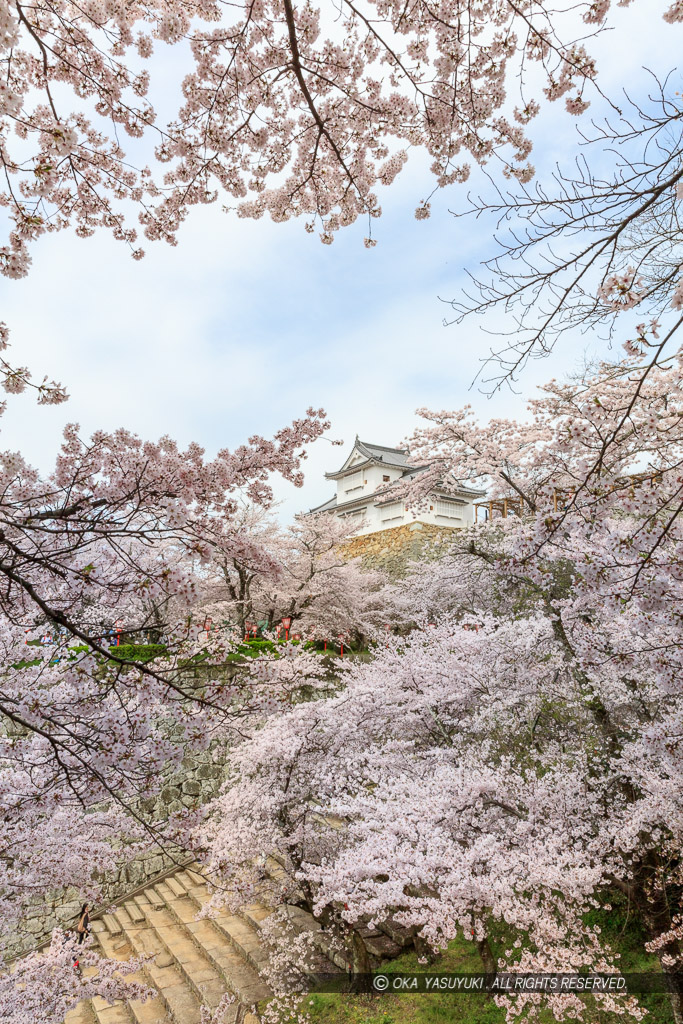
[[0, 404, 329, 1016], [2, 0, 675, 270], [1, 935, 151, 1024], [197, 344, 683, 1022], [198, 511, 396, 645], [452, 82, 683, 387], [2, 2, 683, 1020]]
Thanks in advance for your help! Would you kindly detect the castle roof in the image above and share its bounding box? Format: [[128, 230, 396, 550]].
[[310, 436, 484, 515], [324, 436, 426, 480]]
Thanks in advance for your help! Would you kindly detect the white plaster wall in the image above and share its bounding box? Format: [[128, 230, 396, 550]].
[[332, 455, 478, 537], [334, 492, 474, 537]]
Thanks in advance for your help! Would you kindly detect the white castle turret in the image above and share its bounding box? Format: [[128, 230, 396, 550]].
[[309, 437, 485, 536]]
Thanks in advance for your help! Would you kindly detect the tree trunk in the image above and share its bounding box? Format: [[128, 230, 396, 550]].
[[347, 928, 371, 991], [414, 933, 437, 964], [640, 901, 683, 1024], [661, 968, 683, 1024], [477, 935, 497, 975], [622, 855, 683, 1024]]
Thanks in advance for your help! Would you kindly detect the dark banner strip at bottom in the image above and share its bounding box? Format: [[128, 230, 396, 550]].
[[309, 973, 683, 995]]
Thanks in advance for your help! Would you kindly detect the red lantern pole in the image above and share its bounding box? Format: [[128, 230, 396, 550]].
[[281, 617, 292, 643]]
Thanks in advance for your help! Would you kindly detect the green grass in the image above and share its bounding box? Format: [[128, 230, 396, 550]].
[[288, 905, 675, 1024], [303, 939, 501, 1024]]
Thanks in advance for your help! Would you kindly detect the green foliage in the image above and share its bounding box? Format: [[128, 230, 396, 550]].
[[224, 638, 318, 662], [109, 643, 168, 663], [241, 639, 278, 655], [582, 890, 674, 1023]]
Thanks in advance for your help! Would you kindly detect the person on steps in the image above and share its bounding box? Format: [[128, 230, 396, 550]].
[[76, 903, 90, 946]]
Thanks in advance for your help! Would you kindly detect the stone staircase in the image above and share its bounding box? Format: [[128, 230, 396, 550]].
[[64, 863, 270, 1024], [62, 860, 410, 1024]]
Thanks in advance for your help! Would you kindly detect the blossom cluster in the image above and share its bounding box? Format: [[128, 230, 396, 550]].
[[0, 0, 657, 260]]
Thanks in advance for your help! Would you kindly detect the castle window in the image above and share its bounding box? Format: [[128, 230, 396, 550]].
[[381, 501, 404, 522], [383, 475, 390, 482], [340, 507, 366, 519], [435, 499, 462, 520], [344, 470, 363, 492]]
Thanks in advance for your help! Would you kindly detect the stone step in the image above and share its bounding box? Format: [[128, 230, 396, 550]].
[[117, 898, 204, 1024], [238, 897, 343, 976], [152, 880, 272, 1004], [65, 1001, 98, 1024], [91, 995, 135, 1024], [179, 877, 272, 976], [351, 918, 404, 960], [174, 869, 206, 896], [164, 875, 187, 900], [263, 855, 299, 894], [280, 904, 347, 971], [125, 901, 147, 926], [377, 915, 415, 949], [64, 858, 408, 1024], [103, 914, 123, 937], [130, 893, 228, 1013], [63, 923, 139, 1024], [93, 921, 168, 1024], [184, 868, 206, 888], [361, 930, 403, 960]]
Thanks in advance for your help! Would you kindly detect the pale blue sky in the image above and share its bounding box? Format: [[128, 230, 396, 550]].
[[0, 1, 680, 520]]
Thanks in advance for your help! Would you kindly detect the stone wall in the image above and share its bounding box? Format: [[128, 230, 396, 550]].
[[7, 747, 227, 958], [342, 521, 459, 576]]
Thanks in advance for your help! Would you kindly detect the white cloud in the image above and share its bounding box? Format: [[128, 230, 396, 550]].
[[0, 1, 680, 520]]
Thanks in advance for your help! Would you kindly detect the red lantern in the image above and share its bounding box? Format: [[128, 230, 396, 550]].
[[281, 616, 292, 642]]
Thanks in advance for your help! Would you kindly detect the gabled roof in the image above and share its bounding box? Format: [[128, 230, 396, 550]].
[[308, 494, 339, 514], [325, 436, 421, 480], [321, 437, 486, 500], [355, 439, 412, 467], [309, 493, 371, 515], [309, 480, 484, 516]]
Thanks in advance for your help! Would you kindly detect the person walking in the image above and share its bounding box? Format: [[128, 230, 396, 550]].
[[76, 903, 90, 946]]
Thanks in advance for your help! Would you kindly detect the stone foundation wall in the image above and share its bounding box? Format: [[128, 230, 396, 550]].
[[342, 522, 459, 576], [8, 747, 227, 958]]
